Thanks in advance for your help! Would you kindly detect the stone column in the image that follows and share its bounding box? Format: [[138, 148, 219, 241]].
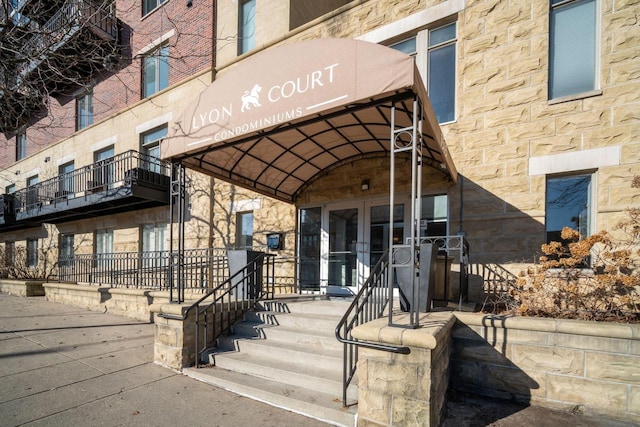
[[351, 312, 455, 427]]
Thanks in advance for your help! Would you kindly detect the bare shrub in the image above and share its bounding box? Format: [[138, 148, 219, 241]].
[[489, 177, 640, 322]]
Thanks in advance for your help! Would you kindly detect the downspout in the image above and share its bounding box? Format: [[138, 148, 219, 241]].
[[458, 174, 464, 236]]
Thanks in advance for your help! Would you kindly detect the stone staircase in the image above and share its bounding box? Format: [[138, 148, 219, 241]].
[[183, 296, 357, 427]]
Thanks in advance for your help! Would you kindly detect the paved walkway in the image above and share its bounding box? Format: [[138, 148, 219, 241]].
[[0, 293, 329, 427], [1, 292, 637, 427]]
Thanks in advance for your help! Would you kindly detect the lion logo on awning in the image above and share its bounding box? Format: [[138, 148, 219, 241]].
[[241, 84, 262, 112]]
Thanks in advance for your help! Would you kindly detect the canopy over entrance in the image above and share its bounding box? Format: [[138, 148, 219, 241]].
[[163, 38, 457, 203]]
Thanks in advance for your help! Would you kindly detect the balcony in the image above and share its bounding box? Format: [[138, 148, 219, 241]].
[[2, 151, 170, 229], [1, 0, 119, 135]]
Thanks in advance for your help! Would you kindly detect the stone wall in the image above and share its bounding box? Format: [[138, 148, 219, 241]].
[[0, 279, 44, 297], [452, 313, 640, 423]]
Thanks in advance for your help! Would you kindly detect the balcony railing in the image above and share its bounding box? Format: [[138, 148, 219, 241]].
[[11, 150, 170, 222], [23, 0, 117, 56]]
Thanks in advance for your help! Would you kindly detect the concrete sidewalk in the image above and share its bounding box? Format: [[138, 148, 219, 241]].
[[0, 293, 330, 427]]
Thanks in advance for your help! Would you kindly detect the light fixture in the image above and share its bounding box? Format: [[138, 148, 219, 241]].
[[15, 170, 20, 175], [44, 156, 51, 163], [186, 0, 193, 6], [361, 179, 370, 191]]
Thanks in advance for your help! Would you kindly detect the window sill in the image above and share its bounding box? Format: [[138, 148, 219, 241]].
[[548, 90, 602, 105]]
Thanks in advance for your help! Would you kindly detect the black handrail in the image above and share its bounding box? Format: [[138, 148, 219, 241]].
[[335, 250, 410, 407], [159, 253, 276, 367]]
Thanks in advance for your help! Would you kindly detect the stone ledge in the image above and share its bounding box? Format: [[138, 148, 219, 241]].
[[352, 312, 455, 349], [453, 312, 640, 340], [0, 279, 45, 297]]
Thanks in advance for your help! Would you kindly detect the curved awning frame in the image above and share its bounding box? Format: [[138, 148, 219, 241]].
[[164, 38, 457, 203]]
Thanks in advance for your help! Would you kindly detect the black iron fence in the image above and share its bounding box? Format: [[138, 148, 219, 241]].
[[58, 248, 228, 291]]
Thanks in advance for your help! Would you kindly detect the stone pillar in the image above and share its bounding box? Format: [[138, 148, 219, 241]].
[[351, 312, 455, 426], [150, 303, 197, 370]]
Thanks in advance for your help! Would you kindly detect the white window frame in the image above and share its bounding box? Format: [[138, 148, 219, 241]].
[[16, 133, 27, 161], [27, 239, 38, 268], [76, 91, 94, 131], [236, 211, 254, 249], [548, 0, 601, 102], [142, 0, 168, 16], [238, 0, 256, 55], [143, 45, 169, 98]]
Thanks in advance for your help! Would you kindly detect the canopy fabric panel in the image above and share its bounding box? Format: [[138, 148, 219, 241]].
[[163, 38, 457, 202]]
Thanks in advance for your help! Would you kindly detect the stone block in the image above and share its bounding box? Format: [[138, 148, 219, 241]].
[[547, 333, 630, 354], [630, 386, 640, 416], [391, 395, 430, 427], [357, 388, 391, 426], [547, 375, 628, 411], [586, 353, 640, 384], [463, 128, 507, 150], [483, 364, 544, 399], [484, 105, 530, 128], [621, 143, 640, 164], [367, 359, 419, 396], [511, 344, 585, 375], [529, 136, 580, 157]]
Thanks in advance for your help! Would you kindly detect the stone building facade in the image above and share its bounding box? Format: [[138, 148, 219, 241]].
[[0, 0, 638, 301]]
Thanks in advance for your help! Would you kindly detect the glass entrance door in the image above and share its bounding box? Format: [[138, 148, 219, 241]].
[[298, 198, 408, 295]]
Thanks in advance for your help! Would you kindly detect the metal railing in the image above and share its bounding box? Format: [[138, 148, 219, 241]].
[[159, 253, 276, 367], [335, 250, 410, 407], [58, 248, 228, 291], [23, 0, 117, 56], [13, 150, 170, 213]]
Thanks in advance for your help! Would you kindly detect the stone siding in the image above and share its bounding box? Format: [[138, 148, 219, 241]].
[[452, 313, 640, 422], [0, 279, 44, 297]]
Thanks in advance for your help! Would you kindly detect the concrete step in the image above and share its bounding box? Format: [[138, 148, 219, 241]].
[[245, 310, 342, 332], [229, 322, 344, 353], [261, 298, 353, 317], [184, 366, 356, 427], [221, 337, 343, 371], [210, 350, 357, 400]]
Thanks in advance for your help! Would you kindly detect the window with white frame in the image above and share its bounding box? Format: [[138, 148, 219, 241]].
[[140, 125, 167, 172], [236, 211, 254, 248], [59, 234, 74, 267], [143, 45, 169, 98], [6, 184, 16, 194], [238, 0, 256, 55], [141, 223, 167, 267], [143, 0, 167, 16], [95, 229, 114, 268], [389, 22, 457, 124], [16, 133, 26, 161], [58, 161, 74, 196], [421, 194, 449, 237], [76, 91, 93, 130], [27, 239, 38, 268], [427, 23, 457, 123], [549, 0, 597, 99], [26, 174, 38, 209], [545, 173, 593, 243]]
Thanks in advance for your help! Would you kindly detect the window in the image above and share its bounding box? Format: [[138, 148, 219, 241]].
[[141, 223, 167, 267], [546, 173, 593, 243], [95, 229, 114, 268], [59, 234, 74, 267], [236, 211, 254, 248], [6, 184, 16, 194], [27, 239, 38, 268], [549, 0, 597, 99], [143, 45, 169, 97], [427, 23, 456, 123], [92, 146, 114, 191], [141, 125, 167, 172], [58, 161, 74, 196], [76, 91, 93, 130], [389, 22, 457, 124], [143, 0, 167, 16], [238, 0, 256, 55], [390, 37, 417, 55], [421, 194, 449, 237], [298, 207, 321, 290], [26, 175, 38, 209], [16, 133, 26, 161], [5, 242, 15, 267]]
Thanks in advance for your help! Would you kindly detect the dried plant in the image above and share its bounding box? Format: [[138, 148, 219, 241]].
[[487, 176, 640, 323]]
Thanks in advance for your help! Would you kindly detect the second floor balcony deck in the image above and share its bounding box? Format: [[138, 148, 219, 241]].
[[2, 150, 170, 230]]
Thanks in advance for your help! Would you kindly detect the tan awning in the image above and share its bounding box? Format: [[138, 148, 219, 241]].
[[163, 38, 457, 202]]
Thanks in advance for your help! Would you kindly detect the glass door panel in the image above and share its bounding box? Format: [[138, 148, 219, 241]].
[[328, 208, 359, 288], [299, 207, 321, 291], [369, 203, 404, 267]]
